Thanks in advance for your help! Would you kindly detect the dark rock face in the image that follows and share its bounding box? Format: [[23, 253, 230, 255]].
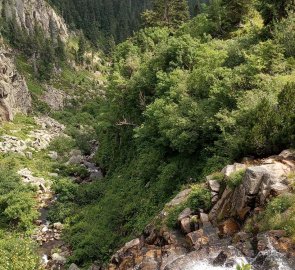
[[213, 251, 227, 266]]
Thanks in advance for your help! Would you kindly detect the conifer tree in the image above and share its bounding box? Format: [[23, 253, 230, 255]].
[[258, 0, 295, 25], [142, 0, 190, 28]]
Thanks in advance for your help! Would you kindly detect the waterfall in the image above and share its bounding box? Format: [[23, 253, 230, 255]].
[[183, 237, 293, 270]]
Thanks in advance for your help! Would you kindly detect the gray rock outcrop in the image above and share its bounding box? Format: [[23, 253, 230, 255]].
[[41, 85, 68, 110], [0, 46, 32, 121], [107, 150, 295, 270], [0, 0, 68, 41]]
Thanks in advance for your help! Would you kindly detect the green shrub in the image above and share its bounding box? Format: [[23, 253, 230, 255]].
[[48, 201, 77, 223], [49, 135, 76, 156], [0, 166, 38, 230], [258, 194, 295, 237], [210, 172, 225, 182], [55, 164, 90, 179], [227, 169, 246, 189], [187, 185, 211, 211], [0, 191, 38, 230], [236, 264, 251, 270], [0, 233, 40, 270], [165, 204, 186, 229]]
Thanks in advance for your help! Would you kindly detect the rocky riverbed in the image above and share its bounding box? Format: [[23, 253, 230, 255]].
[[0, 116, 103, 269]]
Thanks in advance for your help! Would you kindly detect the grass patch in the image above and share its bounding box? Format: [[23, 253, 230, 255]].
[[210, 171, 225, 182], [258, 194, 295, 239], [164, 184, 211, 229], [165, 204, 187, 229], [187, 184, 211, 211], [0, 114, 37, 139], [227, 169, 246, 189]]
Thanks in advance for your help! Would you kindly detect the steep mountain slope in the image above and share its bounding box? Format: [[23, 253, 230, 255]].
[[1, 0, 68, 40], [46, 0, 207, 47], [0, 42, 31, 121], [0, 0, 294, 270]]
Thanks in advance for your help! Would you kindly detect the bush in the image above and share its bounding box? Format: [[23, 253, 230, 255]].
[[187, 185, 211, 212], [55, 164, 90, 179], [165, 204, 186, 229], [258, 194, 295, 237], [227, 169, 246, 189], [0, 233, 40, 270], [49, 135, 76, 156], [0, 166, 38, 230]]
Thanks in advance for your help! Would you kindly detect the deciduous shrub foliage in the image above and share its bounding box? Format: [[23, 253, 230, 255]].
[[62, 2, 295, 266]]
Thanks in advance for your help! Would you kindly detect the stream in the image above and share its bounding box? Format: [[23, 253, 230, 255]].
[[34, 154, 102, 269], [182, 240, 293, 270]]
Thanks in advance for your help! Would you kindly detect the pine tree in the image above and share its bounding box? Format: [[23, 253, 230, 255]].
[[258, 0, 295, 25], [142, 0, 190, 28], [55, 36, 66, 62], [77, 35, 86, 64]]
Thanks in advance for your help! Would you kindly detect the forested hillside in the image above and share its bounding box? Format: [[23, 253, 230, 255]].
[[46, 0, 206, 48], [0, 0, 294, 269], [58, 0, 295, 267]]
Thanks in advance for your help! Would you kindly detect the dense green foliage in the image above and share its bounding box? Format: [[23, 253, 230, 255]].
[[0, 164, 38, 230], [142, 0, 190, 28], [47, 0, 151, 47], [54, 1, 295, 266], [46, 0, 206, 48], [0, 0, 295, 268], [0, 233, 40, 270]]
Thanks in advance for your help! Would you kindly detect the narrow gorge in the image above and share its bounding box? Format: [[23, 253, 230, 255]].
[[0, 0, 294, 270]]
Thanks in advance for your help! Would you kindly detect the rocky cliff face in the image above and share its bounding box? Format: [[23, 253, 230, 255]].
[[107, 150, 295, 270], [0, 0, 68, 40], [0, 43, 31, 120]]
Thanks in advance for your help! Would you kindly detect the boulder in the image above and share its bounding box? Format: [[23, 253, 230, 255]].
[[219, 219, 240, 236], [53, 222, 64, 230], [180, 217, 191, 234], [69, 263, 80, 270], [208, 180, 221, 193], [42, 85, 67, 110], [166, 189, 191, 208], [52, 253, 66, 264], [209, 187, 233, 222], [177, 208, 192, 221], [199, 213, 209, 224], [270, 183, 289, 196], [68, 155, 83, 164], [213, 251, 227, 266], [222, 163, 246, 177], [279, 149, 295, 159], [48, 151, 58, 160], [243, 166, 268, 195], [186, 229, 209, 248], [25, 151, 33, 159]]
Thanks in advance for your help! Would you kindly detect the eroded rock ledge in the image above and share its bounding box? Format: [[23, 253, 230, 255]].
[[106, 150, 295, 270]]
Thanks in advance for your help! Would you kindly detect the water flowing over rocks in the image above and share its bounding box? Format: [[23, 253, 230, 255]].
[[0, 45, 32, 121], [106, 150, 295, 270]]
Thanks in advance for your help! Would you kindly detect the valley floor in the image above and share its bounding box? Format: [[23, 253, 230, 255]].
[[0, 114, 102, 269]]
